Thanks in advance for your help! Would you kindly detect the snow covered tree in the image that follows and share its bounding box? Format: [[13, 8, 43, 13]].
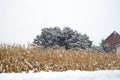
[[33, 27, 92, 50], [100, 39, 109, 52], [33, 27, 61, 48]]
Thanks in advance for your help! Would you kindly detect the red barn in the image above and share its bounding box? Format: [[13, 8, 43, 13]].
[[104, 31, 120, 52]]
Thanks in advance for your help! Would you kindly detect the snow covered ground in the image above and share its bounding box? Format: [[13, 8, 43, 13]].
[[0, 70, 120, 80]]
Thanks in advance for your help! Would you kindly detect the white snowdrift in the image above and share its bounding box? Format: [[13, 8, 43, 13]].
[[0, 70, 120, 80]]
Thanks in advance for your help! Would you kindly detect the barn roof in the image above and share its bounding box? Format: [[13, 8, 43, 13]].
[[105, 31, 120, 42]]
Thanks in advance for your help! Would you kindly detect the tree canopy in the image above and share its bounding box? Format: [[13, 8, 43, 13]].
[[33, 27, 92, 50]]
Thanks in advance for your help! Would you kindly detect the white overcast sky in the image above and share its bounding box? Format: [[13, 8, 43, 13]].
[[0, 0, 120, 46]]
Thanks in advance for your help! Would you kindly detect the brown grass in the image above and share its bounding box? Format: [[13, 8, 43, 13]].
[[0, 44, 120, 73]]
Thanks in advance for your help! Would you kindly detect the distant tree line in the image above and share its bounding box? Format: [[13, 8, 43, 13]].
[[33, 26, 109, 52]]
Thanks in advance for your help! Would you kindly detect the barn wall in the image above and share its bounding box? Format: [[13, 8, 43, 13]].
[[104, 31, 120, 51]]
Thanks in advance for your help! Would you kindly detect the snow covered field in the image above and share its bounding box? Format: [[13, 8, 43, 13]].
[[0, 70, 120, 80]]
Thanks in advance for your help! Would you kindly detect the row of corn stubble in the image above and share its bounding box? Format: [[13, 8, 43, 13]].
[[0, 44, 120, 73]]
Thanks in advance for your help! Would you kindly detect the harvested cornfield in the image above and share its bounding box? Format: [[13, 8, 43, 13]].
[[0, 44, 120, 73]]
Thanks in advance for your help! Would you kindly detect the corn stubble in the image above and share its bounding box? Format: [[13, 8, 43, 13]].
[[0, 44, 120, 73]]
